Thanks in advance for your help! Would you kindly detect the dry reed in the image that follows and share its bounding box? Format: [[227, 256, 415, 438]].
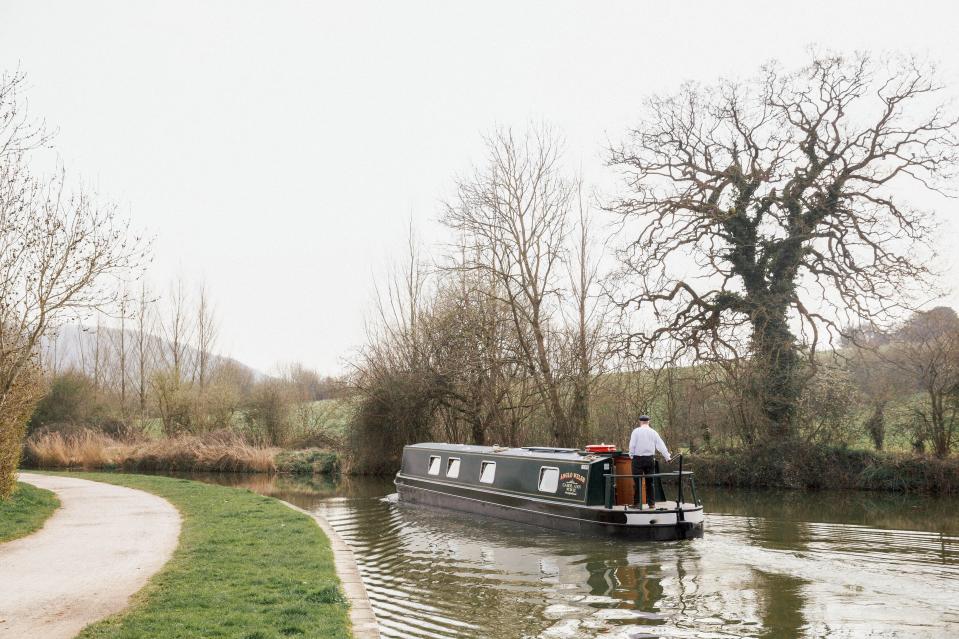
[[24, 429, 278, 473], [24, 430, 125, 470]]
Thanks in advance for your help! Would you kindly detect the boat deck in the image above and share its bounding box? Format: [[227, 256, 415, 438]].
[[588, 500, 699, 512]]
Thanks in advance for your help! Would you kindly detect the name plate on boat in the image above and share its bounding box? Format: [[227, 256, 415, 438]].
[[559, 472, 587, 498]]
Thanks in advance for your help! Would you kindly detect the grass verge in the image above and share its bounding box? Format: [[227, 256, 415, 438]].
[[0, 481, 60, 543], [60, 472, 350, 639]]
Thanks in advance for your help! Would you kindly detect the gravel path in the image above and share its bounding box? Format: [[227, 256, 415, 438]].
[[0, 473, 181, 639]]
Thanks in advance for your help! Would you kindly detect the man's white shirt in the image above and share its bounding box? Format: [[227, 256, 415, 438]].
[[629, 425, 671, 459]]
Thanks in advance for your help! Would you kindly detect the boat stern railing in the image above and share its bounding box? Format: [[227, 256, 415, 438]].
[[602, 454, 700, 511]]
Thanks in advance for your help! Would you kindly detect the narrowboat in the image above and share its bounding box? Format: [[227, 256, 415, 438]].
[[394, 443, 704, 540]]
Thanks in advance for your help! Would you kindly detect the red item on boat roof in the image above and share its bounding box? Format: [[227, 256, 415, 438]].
[[585, 444, 617, 453]]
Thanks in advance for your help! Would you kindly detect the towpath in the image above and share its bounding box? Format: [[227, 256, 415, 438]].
[[0, 473, 181, 638]]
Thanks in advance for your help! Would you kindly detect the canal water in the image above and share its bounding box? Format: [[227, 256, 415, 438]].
[[186, 473, 959, 638]]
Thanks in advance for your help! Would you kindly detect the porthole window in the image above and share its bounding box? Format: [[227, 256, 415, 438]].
[[428, 455, 441, 476], [446, 457, 460, 478], [538, 467, 559, 493], [479, 461, 496, 484]]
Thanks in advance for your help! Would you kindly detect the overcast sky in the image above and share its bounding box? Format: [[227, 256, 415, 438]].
[[3, 1, 958, 373]]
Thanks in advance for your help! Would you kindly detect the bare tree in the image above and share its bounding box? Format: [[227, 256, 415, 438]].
[[91, 315, 104, 392], [196, 282, 218, 391], [135, 281, 154, 419], [152, 278, 198, 435], [443, 127, 584, 445], [847, 332, 898, 450], [426, 270, 536, 447], [349, 234, 436, 473], [564, 187, 608, 439], [113, 287, 131, 418], [365, 224, 428, 375], [608, 53, 958, 438], [0, 72, 148, 496], [42, 328, 62, 375], [158, 278, 194, 382], [888, 307, 959, 457]]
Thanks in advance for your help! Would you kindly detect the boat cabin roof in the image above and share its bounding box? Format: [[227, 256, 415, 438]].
[[405, 442, 612, 463]]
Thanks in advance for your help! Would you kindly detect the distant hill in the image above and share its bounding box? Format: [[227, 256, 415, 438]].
[[40, 324, 264, 382]]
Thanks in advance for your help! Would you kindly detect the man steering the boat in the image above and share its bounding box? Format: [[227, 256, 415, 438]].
[[628, 415, 671, 510]]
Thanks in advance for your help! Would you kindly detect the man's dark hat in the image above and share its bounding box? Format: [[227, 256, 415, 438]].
[[639, 415, 650, 422]]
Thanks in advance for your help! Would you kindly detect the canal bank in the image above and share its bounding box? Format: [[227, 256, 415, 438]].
[[686, 444, 959, 493], [46, 473, 354, 639], [277, 499, 380, 638]]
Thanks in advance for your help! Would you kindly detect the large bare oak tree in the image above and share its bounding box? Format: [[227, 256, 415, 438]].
[[609, 54, 958, 438]]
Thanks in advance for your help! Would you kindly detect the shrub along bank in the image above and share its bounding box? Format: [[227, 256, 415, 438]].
[[275, 449, 340, 475], [67, 473, 351, 639], [0, 482, 60, 543], [687, 444, 959, 494]]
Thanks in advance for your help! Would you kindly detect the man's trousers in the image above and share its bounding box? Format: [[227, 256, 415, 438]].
[[631, 455, 655, 506]]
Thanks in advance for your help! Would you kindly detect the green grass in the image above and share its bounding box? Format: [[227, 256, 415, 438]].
[[0, 481, 60, 543], [302, 399, 355, 433], [62, 473, 351, 639]]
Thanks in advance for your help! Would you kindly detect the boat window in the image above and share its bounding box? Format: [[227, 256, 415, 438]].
[[427, 455, 441, 476], [446, 457, 460, 478], [479, 461, 496, 484], [538, 467, 560, 493]]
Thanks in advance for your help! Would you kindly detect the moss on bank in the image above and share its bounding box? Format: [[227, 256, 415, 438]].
[[0, 481, 60, 543], [687, 444, 959, 494], [63, 473, 350, 639]]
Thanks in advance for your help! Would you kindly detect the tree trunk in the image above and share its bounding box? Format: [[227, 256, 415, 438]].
[[568, 380, 589, 444], [530, 321, 572, 446], [865, 403, 885, 451], [930, 388, 950, 458], [518, 308, 573, 447], [750, 304, 801, 438], [470, 416, 486, 446]]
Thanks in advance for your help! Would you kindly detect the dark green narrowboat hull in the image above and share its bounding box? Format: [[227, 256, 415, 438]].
[[395, 473, 704, 541]]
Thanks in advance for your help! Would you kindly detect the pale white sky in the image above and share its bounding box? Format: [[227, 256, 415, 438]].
[[3, 1, 957, 373]]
